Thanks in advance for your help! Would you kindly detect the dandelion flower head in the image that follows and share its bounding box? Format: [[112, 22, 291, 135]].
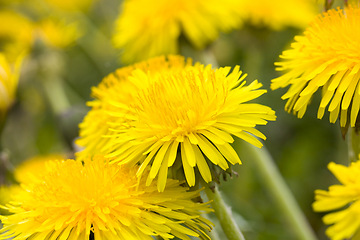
[[76, 55, 194, 162], [0, 155, 213, 240], [76, 55, 276, 191], [238, 0, 318, 30], [113, 0, 241, 63], [271, 6, 360, 128], [313, 160, 360, 240]]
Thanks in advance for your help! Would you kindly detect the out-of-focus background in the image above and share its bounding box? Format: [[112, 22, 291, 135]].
[[0, 0, 350, 239]]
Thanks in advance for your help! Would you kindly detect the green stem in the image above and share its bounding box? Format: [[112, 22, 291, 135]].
[[347, 127, 360, 163], [238, 140, 317, 240], [204, 183, 246, 240]]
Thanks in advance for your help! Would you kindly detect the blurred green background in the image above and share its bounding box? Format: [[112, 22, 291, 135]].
[[0, 0, 350, 239]]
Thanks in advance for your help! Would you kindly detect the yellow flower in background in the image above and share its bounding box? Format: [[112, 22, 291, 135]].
[[0, 10, 80, 59], [37, 19, 82, 49], [113, 0, 241, 64], [76, 55, 276, 191], [313, 161, 360, 240], [0, 10, 34, 61], [0, 155, 213, 240], [43, 0, 95, 12], [271, 6, 360, 127], [238, 0, 318, 30], [13, 154, 64, 183], [0, 53, 24, 120]]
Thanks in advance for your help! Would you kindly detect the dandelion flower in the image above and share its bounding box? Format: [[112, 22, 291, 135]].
[[76, 55, 276, 191], [0, 52, 24, 121], [238, 0, 318, 30], [0, 155, 213, 240], [271, 6, 360, 128], [313, 161, 360, 240], [113, 0, 241, 63]]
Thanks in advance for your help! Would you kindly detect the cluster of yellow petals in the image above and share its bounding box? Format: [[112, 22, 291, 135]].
[[113, 0, 241, 63], [313, 161, 360, 240], [77, 55, 276, 191], [76, 55, 194, 162], [0, 156, 213, 240], [0, 185, 21, 215], [271, 6, 360, 127]]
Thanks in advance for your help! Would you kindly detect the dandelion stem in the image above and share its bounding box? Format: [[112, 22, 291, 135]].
[[347, 127, 360, 163], [238, 140, 317, 240], [204, 183, 246, 240]]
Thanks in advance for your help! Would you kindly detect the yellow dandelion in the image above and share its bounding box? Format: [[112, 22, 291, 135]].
[[76, 56, 183, 160], [271, 6, 360, 128], [313, 161, 360, 240], [0, 155, 213, 240], [37, 19, 81, 49], [0, 52, 25, 121], [113, 0, 241, 64], [76, 55, 276, 191], [238, 0, 318, 30]]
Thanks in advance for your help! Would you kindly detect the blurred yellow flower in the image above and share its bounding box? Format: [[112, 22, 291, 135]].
[[313, 161, 360, 240], [0, 155, 213, 240], [76, 55, 276, 191], [0, 10, 34, 61], [113, 0, 241, 63], [13, 154, 64, 183], [0, 52, 24, 120], [43, 0, 95, 12], [37, 19, 82, 49], [238, 0, 318, 30], [271, 6, 360, 127]]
